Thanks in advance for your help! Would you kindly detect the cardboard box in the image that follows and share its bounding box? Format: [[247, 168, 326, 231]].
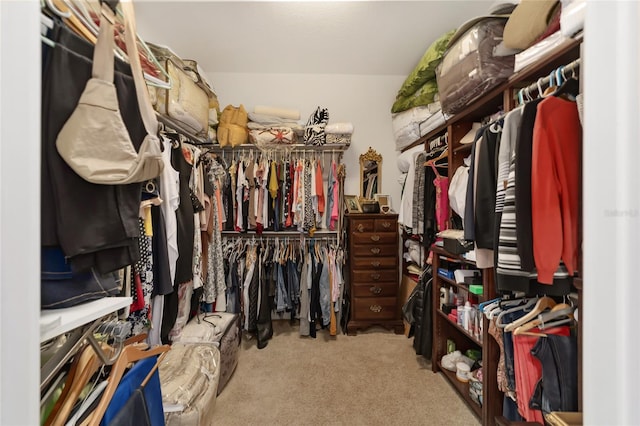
[[399, 274, 418, 336]]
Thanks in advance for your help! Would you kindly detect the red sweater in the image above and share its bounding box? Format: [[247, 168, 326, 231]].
[[531, 96, 582, 284]]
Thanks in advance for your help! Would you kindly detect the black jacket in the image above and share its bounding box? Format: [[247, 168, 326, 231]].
[[405, 268, 433, 358]]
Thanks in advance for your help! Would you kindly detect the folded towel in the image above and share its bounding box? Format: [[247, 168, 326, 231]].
[[254, 105, 300, 120], [248, 112, 299, 125], [325, 122, 354, 134]]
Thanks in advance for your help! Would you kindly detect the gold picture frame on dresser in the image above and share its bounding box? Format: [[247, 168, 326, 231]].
[[345, 212, 403, 335]]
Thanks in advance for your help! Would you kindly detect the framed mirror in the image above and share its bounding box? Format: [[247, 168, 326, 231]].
[[360, 147, 382, 200]]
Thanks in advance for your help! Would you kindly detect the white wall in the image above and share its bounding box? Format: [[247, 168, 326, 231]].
[[0, 1, 41, 424], [583, 1, 640, 424], [209, 72, 406, 212]]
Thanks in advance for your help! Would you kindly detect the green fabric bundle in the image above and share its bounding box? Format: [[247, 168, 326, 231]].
[[391, 79, 439, 114], [392, 29, 455, 113]]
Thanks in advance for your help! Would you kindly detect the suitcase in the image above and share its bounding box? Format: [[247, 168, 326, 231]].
[[158, 343, 220, 426], [171, 312, 241, 395]]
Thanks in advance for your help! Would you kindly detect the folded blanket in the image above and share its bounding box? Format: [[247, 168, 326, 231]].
[[254, 105, 300, 120], [418, 110, 450, 138], [248, 112, 299, 125], [249, 127, 297, 148], [392, 106, 436, 150], [325, 122, 354, 134]]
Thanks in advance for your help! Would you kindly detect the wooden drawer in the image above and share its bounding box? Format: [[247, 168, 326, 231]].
[[351, 233, 397, 245], [351, 244, 397, 257], [350, 219, 374, 233], [353, 297, 397, 320], [352, 257, 397, 270], [352, 269, 398, 283], [374, 218, 396, 232], [352, 282, 398, 298]]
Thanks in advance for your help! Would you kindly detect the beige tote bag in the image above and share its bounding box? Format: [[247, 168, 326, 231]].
[[56, 1, 163, 185]]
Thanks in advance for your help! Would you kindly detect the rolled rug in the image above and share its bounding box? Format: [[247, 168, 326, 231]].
[[254, 105, 300, 120]]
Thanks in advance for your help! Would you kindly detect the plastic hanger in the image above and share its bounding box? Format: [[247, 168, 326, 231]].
[[503, 296, 556, 332], [551, 65, 579, 101], [513, 304, 575, 336], [492, 297, 536, 326], [542, 71, 557, 97], [44, 0, 71, 18]]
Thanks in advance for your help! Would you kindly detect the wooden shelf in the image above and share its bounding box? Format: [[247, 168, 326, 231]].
[[437, 276, 486, 302], [401, 35, 583, 153], [431, 244, 476, 266], [453, 143, 473, 153], [437, 310, 482, 346], [437, 361, 482, 419], [40, 297, 131, 343]]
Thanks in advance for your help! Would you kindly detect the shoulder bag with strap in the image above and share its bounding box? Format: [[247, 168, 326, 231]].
[[56, 0, 163, 184]]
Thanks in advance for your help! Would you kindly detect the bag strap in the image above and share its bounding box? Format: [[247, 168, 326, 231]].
[[429, 162, 441, 178], [93, 1, 158, 137], [93, 3, 115, 83], [121, 0, 158, 137]]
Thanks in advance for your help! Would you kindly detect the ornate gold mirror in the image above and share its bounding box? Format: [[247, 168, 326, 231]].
[[360, 147, 382, 200]]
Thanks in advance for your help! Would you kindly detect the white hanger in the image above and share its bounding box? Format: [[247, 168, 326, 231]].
[[45, 0, 71, 18]]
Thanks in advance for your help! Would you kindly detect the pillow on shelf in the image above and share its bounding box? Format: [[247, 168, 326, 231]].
[[503, 0, 560, 50], [392, 79, 439, 114], [394, 29, 456, 101]]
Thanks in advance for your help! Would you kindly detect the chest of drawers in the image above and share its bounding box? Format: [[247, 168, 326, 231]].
[[345, 213, 403, 335]]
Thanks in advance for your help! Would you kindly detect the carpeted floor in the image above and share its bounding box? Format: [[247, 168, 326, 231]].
[[213, 321, 480, 425]]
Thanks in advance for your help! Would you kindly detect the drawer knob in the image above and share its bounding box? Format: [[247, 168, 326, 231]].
[[369, 304, 383, 313], [370, 235, 380, 242], [370, 286, 382, 295], [371, 261, 381, 267], [381, 221, 391, 229], [371, 273, 381, 280], [370, 247, 381, 254], [357, 224, 365, 233]]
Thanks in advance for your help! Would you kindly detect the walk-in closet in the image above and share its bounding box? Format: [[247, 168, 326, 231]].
[[1, 0, 638, 425]]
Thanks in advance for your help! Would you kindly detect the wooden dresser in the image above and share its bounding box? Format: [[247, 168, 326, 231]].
[[345, 213, 403, 335]]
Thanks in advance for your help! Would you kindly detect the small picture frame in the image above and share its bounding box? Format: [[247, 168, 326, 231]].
[[375, 194, 391, 214], [344, 195, 362, 213]]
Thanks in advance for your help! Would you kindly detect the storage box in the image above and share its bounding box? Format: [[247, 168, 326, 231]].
[[443, 237, 473, 255], [399, 275, 419, 336], [437, 268, 455, 280]]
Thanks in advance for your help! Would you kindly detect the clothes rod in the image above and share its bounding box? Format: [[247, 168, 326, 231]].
[[520, 58, 581, 96], [209, 143, 349, 152], [222, 230, 338, 238]]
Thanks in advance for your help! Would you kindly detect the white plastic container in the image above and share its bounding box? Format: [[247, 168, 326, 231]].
[[456, 362, 471, 383]]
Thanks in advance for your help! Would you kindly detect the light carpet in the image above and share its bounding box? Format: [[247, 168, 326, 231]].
[[213, 321, 480, 425]]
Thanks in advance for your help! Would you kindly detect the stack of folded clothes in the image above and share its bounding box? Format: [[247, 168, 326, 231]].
[[325, 122, 354, 145], [247, 105, 304, 148]]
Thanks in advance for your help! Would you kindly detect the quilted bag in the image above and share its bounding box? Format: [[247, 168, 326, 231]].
[[171, 312, 241, 395], [159, 343, 220, 426]]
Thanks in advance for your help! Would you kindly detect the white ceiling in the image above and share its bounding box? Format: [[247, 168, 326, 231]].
[[134, 1, 495, 76]]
